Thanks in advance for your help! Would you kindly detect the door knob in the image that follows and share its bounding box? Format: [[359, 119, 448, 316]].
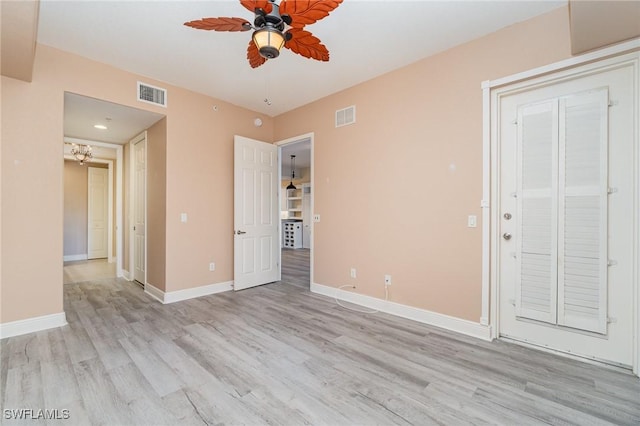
[[236, 230, 246, 235], [503, 232, 512, 241], [503, 213, 512, 220]]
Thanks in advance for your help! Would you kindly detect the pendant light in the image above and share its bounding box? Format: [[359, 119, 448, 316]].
[[286, 155, 297, 190]]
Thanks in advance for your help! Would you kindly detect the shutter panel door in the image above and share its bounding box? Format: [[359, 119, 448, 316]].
[[515, 101, 559, 324], [558, 89, 609, 334]]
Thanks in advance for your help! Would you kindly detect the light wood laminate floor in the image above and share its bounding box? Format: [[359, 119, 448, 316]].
[[63, 259, 116, 284], [2, 249, 639, 425]]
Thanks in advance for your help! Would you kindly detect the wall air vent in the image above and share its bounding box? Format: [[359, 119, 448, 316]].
[[137, 81, 167, 107], [335, 105, 356, 128]]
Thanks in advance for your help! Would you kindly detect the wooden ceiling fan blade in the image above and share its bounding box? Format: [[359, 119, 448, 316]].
[[240, 0, 273, 14], [280, 0, 343, 28], [184, 17, 251, 32], [284, 28, 329, 62], [247, 40, 267, 68]]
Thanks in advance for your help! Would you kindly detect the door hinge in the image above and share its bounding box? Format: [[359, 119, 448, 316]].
[[607, 187, 618, 194], [607, 259, 618, 266], [607, 317, 617, 324], [608, 100, 618, 107]]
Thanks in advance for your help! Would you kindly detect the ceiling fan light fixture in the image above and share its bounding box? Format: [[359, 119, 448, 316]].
[[252, 27, 285, 59]]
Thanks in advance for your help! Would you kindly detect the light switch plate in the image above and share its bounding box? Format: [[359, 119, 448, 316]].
[[467, 215, 477, 228], [181, 213, 188, 223]]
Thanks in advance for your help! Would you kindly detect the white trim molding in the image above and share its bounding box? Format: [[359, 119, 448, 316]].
[[144, 281, 233, 304], [0, 312, 67, 339], [311, 282, 492, 341], [63, 254, 88, 262]]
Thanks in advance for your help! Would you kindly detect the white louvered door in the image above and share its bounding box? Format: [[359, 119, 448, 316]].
[[557, 90, 609, 334], [498, 62, 635, 367], [513, 90, 609, 334], [515, 100, 559, 325]]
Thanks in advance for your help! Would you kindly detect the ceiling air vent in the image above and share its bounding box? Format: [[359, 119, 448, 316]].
[[137, 81, 167, 107], [335, 105, 356, 128]]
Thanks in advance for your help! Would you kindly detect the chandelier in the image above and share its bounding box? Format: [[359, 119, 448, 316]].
[[70, 143, 93, 165]]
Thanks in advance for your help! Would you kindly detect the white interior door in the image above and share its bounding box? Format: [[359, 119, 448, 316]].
[[87, 167, 108, 259], [498, 63, 635, 367], [234, 135, 280, 290], [133, 136, 146, 284]]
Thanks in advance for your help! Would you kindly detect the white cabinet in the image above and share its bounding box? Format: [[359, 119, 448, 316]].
[[286, 187, 303, 220], [283, 222, 302, 249]]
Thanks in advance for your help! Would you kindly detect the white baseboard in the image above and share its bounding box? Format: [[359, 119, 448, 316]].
[[145, 281, 233, 304], [0, 312, 68, 339], [63, 254, 87, 262], [311, 282, 492, 341], [118, 269, 132, 280]]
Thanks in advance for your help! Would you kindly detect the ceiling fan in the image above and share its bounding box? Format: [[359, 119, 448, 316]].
[[184, 0, 343, 68]]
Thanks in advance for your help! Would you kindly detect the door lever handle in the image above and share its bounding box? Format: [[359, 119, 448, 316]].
[[236, 230, 247, 235]]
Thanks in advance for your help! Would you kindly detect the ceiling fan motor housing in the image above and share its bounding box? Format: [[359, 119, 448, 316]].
[[253, 1, 290, 59]]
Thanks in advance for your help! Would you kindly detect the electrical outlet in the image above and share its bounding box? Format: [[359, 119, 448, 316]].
[[350, 268, 357, 278], [384, 275, 392, 286], [209, 262, 215, 271]]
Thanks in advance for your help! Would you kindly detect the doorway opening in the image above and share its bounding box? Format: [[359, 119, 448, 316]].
[[277, 134, 313, 289], [62, 92, 164, 286], [63, 144, 118, 284]]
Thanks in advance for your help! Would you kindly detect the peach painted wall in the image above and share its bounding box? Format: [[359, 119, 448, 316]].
[[1, 44, 274, 323], [147, 118, 167, 291], [274, 7, 572, 322], [163, 88, 273, 291]]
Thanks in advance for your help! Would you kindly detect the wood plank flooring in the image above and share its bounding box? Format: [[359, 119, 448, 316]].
[[1, 249, 639, 425]]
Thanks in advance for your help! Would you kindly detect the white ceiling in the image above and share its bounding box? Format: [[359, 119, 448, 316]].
[[281, 138, 311, 177], [64, 92, 165, 144], [38, 0, 566, 118]]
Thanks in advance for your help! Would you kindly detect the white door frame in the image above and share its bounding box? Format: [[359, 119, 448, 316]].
[[129, 132, 147, 285], [275, 132, 315, 286], [64, 137, 123, 271], [481, 39, 640, 375]]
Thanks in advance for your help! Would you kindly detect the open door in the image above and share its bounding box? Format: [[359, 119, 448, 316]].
[[132, 133, 146, 284], [234, 136, 280, 290]]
